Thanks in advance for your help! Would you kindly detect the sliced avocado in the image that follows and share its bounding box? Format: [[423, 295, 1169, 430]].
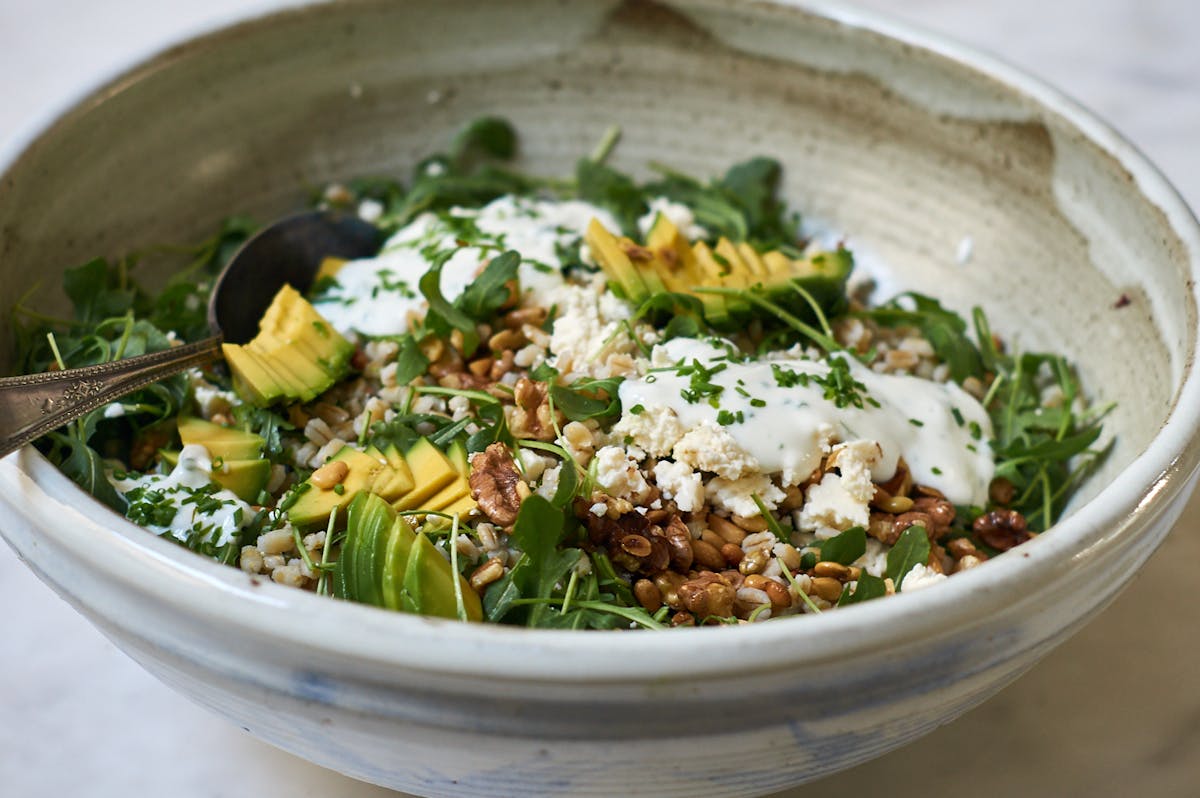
[[288, 446, 396, 528], [176, 417, 269, 501], [401, 532, 483, 621], [177, 417, 265, 460], [584, 218, 649, 304], [336, 491, 394, 606], [380, 515, 418, 611], [424, 478, 471, 512], [353, 492, 395, 608], [441, 493, 479, 518], [446, 440, 470, 480], [365, 445, 416, 501], [392, 438, 459, 511], [735, 242, 771, 279], [225, 284, 355, 408], [211, 458, 271, 502]]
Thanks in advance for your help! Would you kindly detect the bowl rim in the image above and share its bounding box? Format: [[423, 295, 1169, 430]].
[[3, 0, 1200, 683]]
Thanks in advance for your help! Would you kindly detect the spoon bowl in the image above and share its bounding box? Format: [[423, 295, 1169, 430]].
[[0, 210, 380, 458]]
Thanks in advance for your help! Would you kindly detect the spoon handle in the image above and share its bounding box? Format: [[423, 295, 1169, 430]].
[[0, 336, 222, 459]]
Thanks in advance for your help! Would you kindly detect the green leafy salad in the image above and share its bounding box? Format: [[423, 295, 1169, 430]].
[[11, 118, 1111, 628]]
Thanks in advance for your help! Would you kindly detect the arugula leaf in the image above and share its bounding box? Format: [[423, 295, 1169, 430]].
[[391, 334, 431, 385], [717, 157, 790, 244], [483, 494, 578, 626], [837, 572, 887, 605], [63, 258, 135, 325], [231, 405, 294, 459], [886, 526, 931, 590], [418, 247, 483, 353], [450, 116, 518, 170], [549, 376, 623, 423], [58, 434, 124, 511], [818, 526, 866, 565], [457, 250, 520, 322], [575, 158, 647, 237]]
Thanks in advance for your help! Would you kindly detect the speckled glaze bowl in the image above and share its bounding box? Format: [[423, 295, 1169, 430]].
[[2, 2, 1198, 796]]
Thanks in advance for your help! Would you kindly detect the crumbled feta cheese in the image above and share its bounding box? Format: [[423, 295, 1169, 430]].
[[796, 440, 882, 532], [652, 460, 705, 513], [612, 404, 686, 458], [899, 563, 947, 592], [547, 283, 643, 379], [705, 472, 786, 518], [535, 464, 562, 502], [593, 446, 652, 503], [519, 448, 554, 482], [671, 422, 759, 480]]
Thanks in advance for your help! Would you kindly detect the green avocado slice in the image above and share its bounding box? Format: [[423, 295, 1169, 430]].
[[380, 516, 418, 611]]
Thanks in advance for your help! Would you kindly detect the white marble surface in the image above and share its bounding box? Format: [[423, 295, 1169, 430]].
[[2, 1, 1199, 796]]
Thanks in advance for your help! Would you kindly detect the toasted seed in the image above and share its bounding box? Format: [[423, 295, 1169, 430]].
[[779, 484, 805, 512], [877, 495, 914, 514], [488, 328, 525, 352], [634, 578, 662, 612], [812, 561, 851, 581], [946, 537, 979, 559], [742, 574, 770, 591], [720, 542, 744, 566], [738, 548, 769, 575], [419, 337, 445, 362], [671, 611, 696, 627], [468, 357, 493, 378], [847, 566, 863, 580], [763, 579, 792, 609], [731, 513, 768, 533], [692, 538, 726, 570], [708, 515, 747, 545], [310, 460, 350, 490], [469, 557, 505, 591], [620, 534, 653, 558], [809, 577, 844, 602], [503, 306, 548, 329], [700, 529, 725, 550], [449, 328, 467, 355]]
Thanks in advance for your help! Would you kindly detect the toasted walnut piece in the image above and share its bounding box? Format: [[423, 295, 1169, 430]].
[[946, 537, 984, 561], [469, 443, 525, 527], [989, 477, 1016, 506], [893, 511, 936, 541], [506, 377, 560, 441], [912, 495, 956, 531], [868, 512, 901, 545], [973, 509, 1031, 551]]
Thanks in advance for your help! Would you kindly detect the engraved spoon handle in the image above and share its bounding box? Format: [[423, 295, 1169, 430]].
[[0, 336, 222, 459]]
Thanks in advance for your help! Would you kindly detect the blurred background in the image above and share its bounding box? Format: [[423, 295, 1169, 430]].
[[1, 1, 1197, 796]]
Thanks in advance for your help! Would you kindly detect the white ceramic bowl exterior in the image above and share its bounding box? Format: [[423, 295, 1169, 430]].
[[2, 2, 1199, 796]]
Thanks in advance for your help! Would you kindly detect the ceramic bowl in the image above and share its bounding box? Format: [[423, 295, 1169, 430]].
[[2, 2, 1199, 796]]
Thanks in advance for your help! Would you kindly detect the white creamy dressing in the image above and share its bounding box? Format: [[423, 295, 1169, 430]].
[[110, 444, 250, 547], [311, 195, 619, 337], [619, 338, 994, 505]]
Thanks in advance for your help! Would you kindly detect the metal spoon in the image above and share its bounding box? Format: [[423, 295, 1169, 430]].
[[0, 210, 381, 459]]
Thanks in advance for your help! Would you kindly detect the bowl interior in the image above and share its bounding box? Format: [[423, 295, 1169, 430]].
[[0, 0, 1192, 514]]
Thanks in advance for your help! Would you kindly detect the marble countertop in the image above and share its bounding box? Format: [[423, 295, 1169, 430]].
[[2, 1, 1198, 795]]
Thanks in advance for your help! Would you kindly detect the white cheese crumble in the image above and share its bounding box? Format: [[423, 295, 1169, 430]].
[[671, 421, 760, 481], [652, 459, 705, 513], [706, 472, 786, 517], [796, 440, 882, 532], [899, 563, 947, 592], [593, 446, 653, 503]]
